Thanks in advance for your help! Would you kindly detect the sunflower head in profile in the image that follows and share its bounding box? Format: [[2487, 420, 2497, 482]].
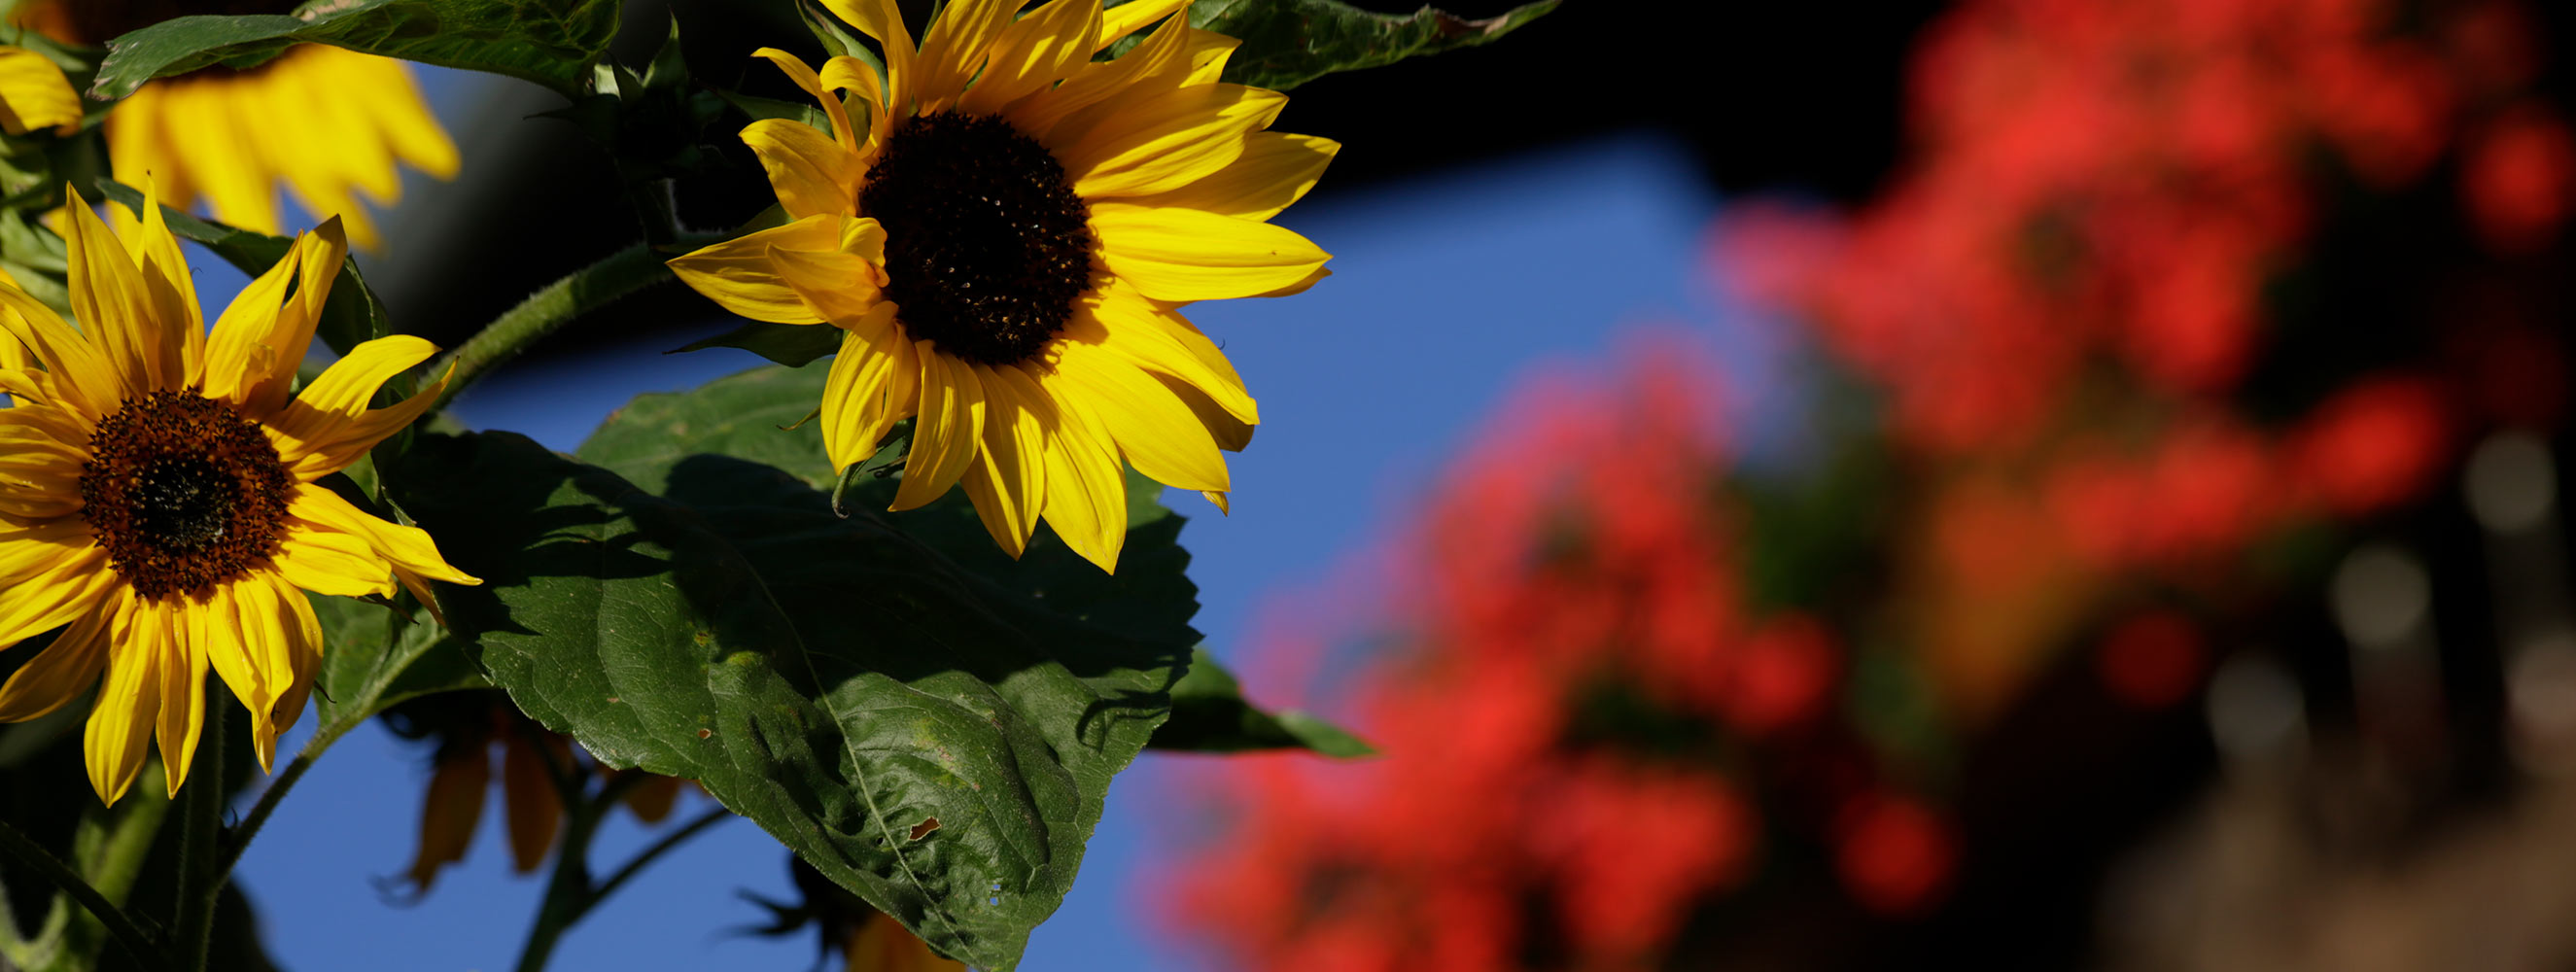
[[21, 0, 460, 250], [670, 0, 1336, 573], [0, 184, 479, 805]]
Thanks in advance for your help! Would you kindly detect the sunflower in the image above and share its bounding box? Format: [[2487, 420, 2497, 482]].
[[22, 0, 460, 250], [668, 0, 1335, 572], [0, 45, 79, 137], [0, 184, 478, 805]]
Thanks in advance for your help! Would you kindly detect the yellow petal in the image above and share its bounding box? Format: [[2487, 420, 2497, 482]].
[[912, 0, 1016, 110], [0, 599, 113, 722], [1201, 490, 1229, 514], [63, 186, 182, 397], [891, 344, 985, 511], [0, 289, 118, 420], [1098, 0, 1193, 50], [754, 47, 862, 157], [666, 215, 860, 326], [267, 336, 449, 480], [285, 482, 480, 588], [273, 516, 399, 599], [0, 47, 80, 136], [85, 595, 160, 807], [227, 576, 310, 770], [1090, 202, 1331, 302], [0, 543, 115, 650], [122, 179, 207, 376], [1060, 84, 1282, 199], [818, 0, 916, 113], [1031, 383, 1129, 572], [956, 0, 1101, 117], [198, 227, 308, 406], [220, 220, 349, 419], [1007, 4, 1195, 139], [157, 600, 209, 799], [767, 235, 888, 328], [257, 573, 325, 763], [1128, 131, 1337, 222], [1049, 341, 1230, 493], [405, 745, 491, 892], [958, 364, 1049, 558], [1069, 287, 1254, 425], [744, 118, 861, 221], [819, 307, 918, 470]]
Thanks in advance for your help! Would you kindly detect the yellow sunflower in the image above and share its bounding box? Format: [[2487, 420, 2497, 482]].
[[668, 0, 1335, 573], [24, 1, 460, 250], [0, 184, 478, 805], [0, 45, 79, 137]]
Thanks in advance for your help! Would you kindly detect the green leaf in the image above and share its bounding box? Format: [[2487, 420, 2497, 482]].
[[1110, 0, 1558, 90], [669, 322, 846, 369], [387, 430, 1186, 970], [88, 0, 622, 102], [1150, 647, 1375, 756], [308, 593, 487, 743], [91, 178, 393, 358]]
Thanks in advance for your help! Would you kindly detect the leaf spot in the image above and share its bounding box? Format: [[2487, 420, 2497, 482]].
[[908, 816, 940, 840], [696, 728, 713, 740]]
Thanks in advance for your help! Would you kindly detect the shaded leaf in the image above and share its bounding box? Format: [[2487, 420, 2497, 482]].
[[669, 322, 845, 369], [386, 431, 1185, 969], [1110, 0, 1558, 90], [89, 0, 621, 102], [1150, 646, 1375, 756]]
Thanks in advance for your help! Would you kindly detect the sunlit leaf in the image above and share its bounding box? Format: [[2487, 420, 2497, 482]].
[[386, 430, 1185, 969], [88, 0, 621, 102]]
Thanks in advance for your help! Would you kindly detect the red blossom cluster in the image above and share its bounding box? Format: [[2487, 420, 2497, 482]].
[[1166, 0, 2572, 965], [1165, 347, 1953, 970], [1721, 0, 2570, 715]]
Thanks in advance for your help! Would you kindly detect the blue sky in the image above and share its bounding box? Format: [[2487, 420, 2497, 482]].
[[166, 67, 1782, 971]]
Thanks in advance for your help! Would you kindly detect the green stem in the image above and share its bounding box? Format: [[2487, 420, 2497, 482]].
[[511, 787, 730, 972], [426, 241, 687, 413], [170, 702, 225, 972], [589, 807, 729, 905], [213, 749, 313, 880], [0, 817, 162, 967], [510, 797, 598, 972]]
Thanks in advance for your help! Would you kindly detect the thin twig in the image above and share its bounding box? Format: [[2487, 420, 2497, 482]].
[[589, 806, 732, 906]]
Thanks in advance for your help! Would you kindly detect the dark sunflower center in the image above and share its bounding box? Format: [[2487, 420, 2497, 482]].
[[55, 0, 302, 46], [859, 111, 1096, 366], [80, 388, 293, 600]]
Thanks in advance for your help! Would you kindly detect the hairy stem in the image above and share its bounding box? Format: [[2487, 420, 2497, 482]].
[[426, 241, 686, 413], [170, 703, 226, 972]]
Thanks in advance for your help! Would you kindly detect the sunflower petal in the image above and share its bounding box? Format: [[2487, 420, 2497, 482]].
[[1090, 202, 1331, 302], [913, 0, 1016, 109], [959, 364, 1049, 558], [0, 600, 113, 722], [1069, 288, 1255, 424], [818, 0, 916, 112], [768, 243, 886, 328], [819, 308, 918, 470], [62, 189, 181, 397], [0, 47, 81, 136], [1098, 0, 1192, 50], [227, 220, 350, 419], [286, 482, 480, 588], [891, 344, 986, 510], [1008, 3, 1195, 138], [1032, 382, 1129, 572], [0, 289, 116, 420], [85, 596, 161, 806], [957, 0, 1101, 116], [667, 215, 860, 326], [200, 227, 311, 405], [0, 544, 115, 650], [744, 118, 861, 221], [1051, 341, 1230, 492], [268, 336, 447, 479], [157, 601, 209, 799], [1060, 84, 1282, 199], [1129, 131, 1338, 221]]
